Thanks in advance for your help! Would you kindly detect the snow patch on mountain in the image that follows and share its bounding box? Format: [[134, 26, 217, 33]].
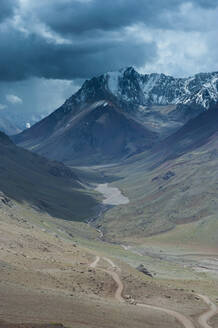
[[74, 68, 218, 110], [106, 69, 124, 94]]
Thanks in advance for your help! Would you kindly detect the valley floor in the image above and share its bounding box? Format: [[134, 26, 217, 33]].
[[0, 196, 218, 328]]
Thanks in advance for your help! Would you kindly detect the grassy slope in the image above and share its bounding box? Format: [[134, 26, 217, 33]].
[[95, 134, 218, 249]]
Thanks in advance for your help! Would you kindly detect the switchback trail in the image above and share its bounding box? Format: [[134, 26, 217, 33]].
[[89, 256, 196, 328], [90, 256, 124, 302], [89, 255, 218, 328], [102, 267, 124, 302], [89, 256, 100, 268], [103, 257, 117, 269], [102, 257, 124, 302], [197, 294, 217, 328], [137, 302, 195, 328]]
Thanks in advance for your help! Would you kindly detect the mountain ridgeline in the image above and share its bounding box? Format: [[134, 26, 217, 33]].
[[13, 67, 218, 165]]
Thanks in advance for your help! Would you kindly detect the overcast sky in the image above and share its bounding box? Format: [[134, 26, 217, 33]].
[[0, 0, 218, 123]]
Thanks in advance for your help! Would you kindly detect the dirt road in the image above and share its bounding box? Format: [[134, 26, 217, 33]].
[[197, 294, 217, 328], [137, 303, 195, 328], [89, 256, 100, 268], [90, 255, 217, 328], [102, 257, 124, 302], [103, 257, 117, 269]]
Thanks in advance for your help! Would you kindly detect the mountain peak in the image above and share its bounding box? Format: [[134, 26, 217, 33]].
[[14, 66, 218, 166], [105, 66, 136, 76], [71, 68, 218, 109]]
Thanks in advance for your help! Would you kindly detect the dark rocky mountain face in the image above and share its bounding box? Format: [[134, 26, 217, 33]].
[[71, 67, 218, 111], [71, 67, 218, 108], [13, 67, 218, 165], [14, 101, 158, 165]]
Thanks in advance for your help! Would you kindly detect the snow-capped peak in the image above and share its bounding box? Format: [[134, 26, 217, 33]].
[[71, 67, 218, 109], [104, 68, 127, 95]]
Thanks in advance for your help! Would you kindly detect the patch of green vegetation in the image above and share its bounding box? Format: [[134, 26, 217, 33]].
[[143, 215, 218, 249], [94, 144, 218, 249]]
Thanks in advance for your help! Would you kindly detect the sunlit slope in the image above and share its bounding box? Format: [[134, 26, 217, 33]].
[[96, 108, 218, 247]]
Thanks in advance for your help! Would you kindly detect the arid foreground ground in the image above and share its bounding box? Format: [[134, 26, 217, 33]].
[[0, 196, 217, 328]]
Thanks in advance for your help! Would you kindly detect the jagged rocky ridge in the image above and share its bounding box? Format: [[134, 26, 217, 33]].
[[71, 67, 218, 109], [13, 67, 218, 165]]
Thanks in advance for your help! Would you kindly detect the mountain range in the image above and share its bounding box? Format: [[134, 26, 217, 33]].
[[8, 66, 218, 242], [13, 67, 218, 165], [96, 104, 218, 242], [1, 67, 218, 328]]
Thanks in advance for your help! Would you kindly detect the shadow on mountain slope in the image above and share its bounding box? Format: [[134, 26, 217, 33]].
[[0, 132, 98, 222], [155, 104, 218, 164]]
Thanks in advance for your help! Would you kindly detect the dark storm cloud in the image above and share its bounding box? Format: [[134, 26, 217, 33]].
[[0, 26, 156, 81], [0, 0, 159, 81], [35, 0, 218, 35], [0, 0, 18, 22], [0, 0, 217, 82], [0, 0, 217, 121], [36, 0, 180, 34]]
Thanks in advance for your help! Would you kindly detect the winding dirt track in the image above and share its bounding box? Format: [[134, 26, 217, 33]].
[[102, 268, 124, 302], [89, 256, 100, 268], [197, 294, 218, 328], [90, 255, 217, 328], [103, 257, 124, 302], [103, 257, 116, 269], [137, 302, 195, 328]]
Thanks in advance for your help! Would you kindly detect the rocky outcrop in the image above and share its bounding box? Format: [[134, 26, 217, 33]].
[[136, 264, 153, 278]]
